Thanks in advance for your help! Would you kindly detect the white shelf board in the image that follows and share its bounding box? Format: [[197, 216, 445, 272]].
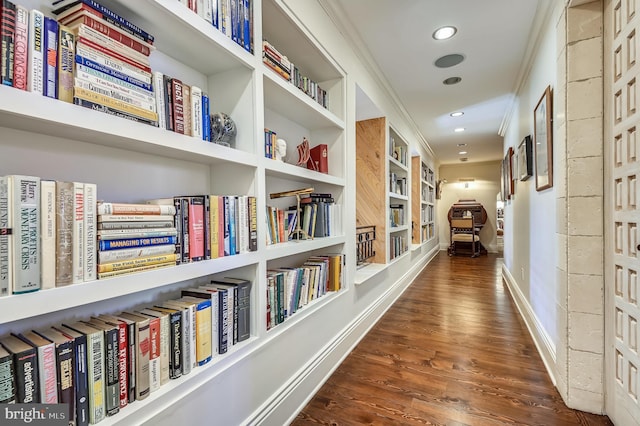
[[354, 263, 387, 285], [389, 193, 409, 201], [265, 236, 346, 260], [110, 0, 255, 75], [388, 156, 409, 172], [264, 159, 345, 187], [0, 252, 260, 324], [389, 225, 409, 233], [0, 86, 258, 167], [263, 72, 345, 130]]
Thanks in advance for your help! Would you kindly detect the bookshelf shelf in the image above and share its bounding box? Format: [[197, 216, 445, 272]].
[[389, 193, 409, 201], [354, 263, 387, 285], [263, 160, 345, 187], [264, 236, 346, 260]]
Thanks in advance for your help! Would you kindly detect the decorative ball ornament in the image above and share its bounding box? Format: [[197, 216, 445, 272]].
[[210, 112, 237, 147]]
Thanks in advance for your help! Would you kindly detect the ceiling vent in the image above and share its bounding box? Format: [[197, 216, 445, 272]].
[[435, 54, 465, 68], [460, 157, 468, 162]]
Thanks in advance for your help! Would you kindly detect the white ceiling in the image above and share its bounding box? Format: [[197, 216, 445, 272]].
[[324, 0, 552, 165]]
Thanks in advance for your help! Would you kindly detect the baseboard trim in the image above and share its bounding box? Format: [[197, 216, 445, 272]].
[[246, 245, 439, 425], [502, 264, 557, 385]]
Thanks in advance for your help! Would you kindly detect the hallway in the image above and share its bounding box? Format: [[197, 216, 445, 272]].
[[292, 253, 613, 425]]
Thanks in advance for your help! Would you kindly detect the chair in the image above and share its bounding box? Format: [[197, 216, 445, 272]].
[[448, 217, 480, 257]]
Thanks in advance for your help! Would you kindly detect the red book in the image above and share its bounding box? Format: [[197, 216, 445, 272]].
[[12, 5, 27, 90], [308, 144, 328, 174], [77, 37, 151, 73], [65, 12, 152, 56], [171, 78, 185, 134], [1, 0, 16, 86], [188, 196, 204, 262]]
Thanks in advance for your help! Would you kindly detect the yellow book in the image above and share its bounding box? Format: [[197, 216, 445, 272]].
[[210, 195, 220, 259], [97, 253, 178, 273], [178, 297, 212, 366], [97, 261, 175, 279], [74, 86, 158, 121]]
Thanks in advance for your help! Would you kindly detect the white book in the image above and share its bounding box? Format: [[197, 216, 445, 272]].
[[0, 177, 12, 297], [72, 182, 85, 284], [97, 244, 176, 264], [237, 195, 248, 254], [190, 85, 203, 140], [27, 9, 45, 94], [152, 71, 167, 130], [209, 283, 235, 346], [74, 77, 157, 112], [40, 180, 56, 289], [10, 175, 41, 294], [76, 64, 152, 98], [137, 309, 169, 386], [201, 0, 213, 24], [76, 43, 152, 84], [162, 300, 195, 373], [84, 183, 97, 282]]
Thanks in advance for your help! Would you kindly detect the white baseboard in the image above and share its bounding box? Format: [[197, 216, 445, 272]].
[[246, 245, 440, 425], [501, 264, 557, 385]]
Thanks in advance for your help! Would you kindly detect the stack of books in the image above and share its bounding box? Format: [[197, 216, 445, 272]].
[[51, 0, 159, 126], [96, 202, 178, 279], [262, 40, 290, 81]]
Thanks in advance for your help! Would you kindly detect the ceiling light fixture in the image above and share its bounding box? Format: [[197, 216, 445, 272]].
[[433, 26, 457, 40], [443, 77, 462, 85], [450, 112, 464, 117], [458, 151, 467, 155], [454, 127, 465, 132], [457, 143, 467, 147]]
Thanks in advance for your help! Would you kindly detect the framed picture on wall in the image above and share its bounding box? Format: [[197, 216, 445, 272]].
[[534, 86, 553, 191], [502, 147, 514, 200], [518, 135, 533, 181]]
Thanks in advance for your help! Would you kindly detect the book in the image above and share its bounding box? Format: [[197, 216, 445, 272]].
[[103, 314, 135, 404], [134, 311, 160, 392], [96, 261, 174, 279], [98, 235, 177, 251], [0, 345, 15, 403], [152, 71, 167, 130], [180, 287, 219, 357], [308, 144, 328, 174], [12, 4, 27, 90], [0, 176, 12, 297], [176, 297, 212, 366], [16, 331, 58, 404], [58, 25, 75, 103], [159, 300, 194, 374], [182, 84, 192, 136], [95, 315, 129, 409], [97, 253, 178, 273], [190, 85, 203, 139], [149, 305, 182, 379], [98, 214, 175, 223], [62, 321, 105, 424], [188, 196, 204, 262], [116, 312, 150, 400], [43, 16, 59, 98], [171, 78, 185, 134], [48, 325, 89, 426], [97, 219, 175, 230], [72, 182, 85, 284], [97, 202, 175, 216], [84, 183, 97, 282], [0, 334, 39, 403], [75, 26, 150, 70], [27, 9, 44, 94], [211, 277, 251, 343], [56, 181, 74, 286], [137, 308, 169, 386], [248, 196, 257, 252], [74, 97, 158, 127], [163, 73, 174, 131], [40, 180, 56, 289], [1, 0, 16, 86], [97, 244, 176, 263], [202, 92, 210, 141], [9, 175, 40, 294], [84, 318, 120, 416], [74, 86, 158, 122]]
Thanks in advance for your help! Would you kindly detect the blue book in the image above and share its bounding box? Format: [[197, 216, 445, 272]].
[[212, 0, 219, 29], [243, 0, 251, 52], [228, 196, 236, 256], [75, 55, 153, 91], [98, 235, 177, 251], [223, 197, 230, 256], [202, 93, 210, 142], [51, 0, 154, 45], [43, 17, 59, 98]]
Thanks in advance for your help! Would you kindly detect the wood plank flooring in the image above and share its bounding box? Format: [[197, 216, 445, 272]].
[[292, 253, 613, 426]]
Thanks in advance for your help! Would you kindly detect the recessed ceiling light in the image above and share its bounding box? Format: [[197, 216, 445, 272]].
[[457, 143, 467, 147], [450, 112, 464, 117], [433, 26, 457, 40], [458, 151, 467, 155], [443, 77, 462, 85], [454, 127, 465, 132]]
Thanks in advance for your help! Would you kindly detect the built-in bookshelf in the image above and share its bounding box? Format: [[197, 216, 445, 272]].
[[0, 0, 346, 424], [421, 160, 436, 243], [387, 126, 409, 262]]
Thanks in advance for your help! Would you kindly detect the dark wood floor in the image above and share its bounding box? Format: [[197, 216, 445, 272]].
[[292, 253, 613, 426]]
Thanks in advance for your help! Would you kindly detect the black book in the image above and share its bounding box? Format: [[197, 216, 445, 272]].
[[0, 344, 15, 403], [53, 325, 89, 426], [210, 277, 252, 343], [0, 334, 39, 403], [150, 306, 182, 379]]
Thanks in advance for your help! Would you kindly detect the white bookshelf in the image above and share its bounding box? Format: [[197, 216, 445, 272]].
[[387, 126, 409, 262], [0, 0, 346, 423]]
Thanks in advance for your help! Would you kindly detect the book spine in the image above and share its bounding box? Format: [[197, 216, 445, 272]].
[[228, 196, 236, 255], [179, 197, 190, 263], [163, 73, 173, 131], [96, 261, 174, 279], [124, 322, 135, 404], [210, 291, 219, 355], [115, 322, 128, 408], [203, 195, 211, 260], [97, 203, 173, 216], [171, 78, 185, 134], [74, 86, 158, 122], [55, 341, 74, 416], [84, 183, 97, 282], [190, 85, 203, 139], [0, 177, 12, 297], [87, 331, 105, 424], [135, 321, 150, 400], [75, 23, 149, 65], [53, 0, 155, 45], [76, 63, 152, 99], [67, 332, 89, 426], [27, 9, 44, 94], [76, 36, 150, 72], [177, 307, 191, 374], [188, 196, 204, 262], [12, 5, 26, 90], [238, 195, 248, 254], [13, 347, 39, 403], [39, 181, 55, 289], [218, 290, 228, 354], [223, 196, 230, 256], [182, 76, 192, 137], [97, 243, 175, 264], [72, 182, 84, 284], [57, 25, 75, 102], [97, 253, 178, 273], [152, 71, 167, 130], [75, 55, 152, 92], [157, 314, 169, 385], [167, 311, 182, 379], [209, 195, 219, 259], [73, 97, 158, 127], [103, 328, 119, 416], [43, 17, 58, 98], [97, 229, 177, 240], [194, 300, 212, 366], [97, 219, 174, 230], [147, 317, 160, 392], [187, 305, 196, 370], [76, 43, 151, 84], [1, 0, 16, 86], [37, 342, 57, 403], [12, 176, 40, 294], [202, 92, 210, 141], [67, 14, 152, 56], [74, 74, 157, 113], [98, 235, 177, 251], [248, 196, 257, 252], [212, 0, 219, 28], [0, 352, 15, 403]]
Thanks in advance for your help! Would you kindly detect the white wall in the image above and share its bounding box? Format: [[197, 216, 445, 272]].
[[437, 161, 502, 253], [502, 1, 560, 354]]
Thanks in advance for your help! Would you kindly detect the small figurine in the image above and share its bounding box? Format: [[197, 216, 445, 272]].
[[275, 138, 287, 161]]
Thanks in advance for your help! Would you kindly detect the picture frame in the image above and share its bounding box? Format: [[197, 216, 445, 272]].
[[502, 147, 514, 200], [534, 86, 553, 191], [518, 135, 533, 181]]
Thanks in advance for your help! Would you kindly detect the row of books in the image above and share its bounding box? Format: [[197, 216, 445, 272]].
[[266, 253, 343, 330], [0, 276, 251, 425], [390, 136, 408, 166], [389, 234, 408, 261], [390, 204, 406, 227], [178, 0, 253, 53], [262, 40, 328, 110], [266, 194, 338, 244], [390, 172, 407, 196]]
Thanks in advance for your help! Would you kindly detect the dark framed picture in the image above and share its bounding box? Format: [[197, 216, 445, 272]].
[[518, 135, 533, 181], [502, 147, 514, 200], [534, 85, 553, 191]]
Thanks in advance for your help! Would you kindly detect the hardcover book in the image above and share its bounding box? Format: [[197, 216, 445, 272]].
[[149, 305, 182, 379], [188, 196, 204, 262], [159, 300, 194, 374], [84, 318, 120, 416], [58, 24, 75, 102], [134, 310, 160, 391], [72, 182, 85, 284], [9, 175, 40, 294], [40, 180, 56, 289], [83, 183, 97, 282], [171, 78, 185, 134], [116, 312, 150, 400], [177, 297, 212, 366], [105, 314, 136, 404], [16, 331, 58, 404], [180, 287, 219, 356], [0, 334, 39, 403], [137, 308, 169, 385], [12, 5, 27, 90], [0, 176, 12, 297], [43, 16, 59, 98], [96, 315, 129, 408], [0, 345, 15, 403], [1, 0, 16, 86], [211, 277, 252, 342], [27, 9, 44, 94], [56, 181, 75, 286]]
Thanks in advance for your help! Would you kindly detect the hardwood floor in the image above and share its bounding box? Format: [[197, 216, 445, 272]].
[[292, 252, 613, 426]]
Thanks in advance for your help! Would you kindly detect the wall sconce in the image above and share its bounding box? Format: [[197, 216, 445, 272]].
[[459, 177, 475, 189]]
